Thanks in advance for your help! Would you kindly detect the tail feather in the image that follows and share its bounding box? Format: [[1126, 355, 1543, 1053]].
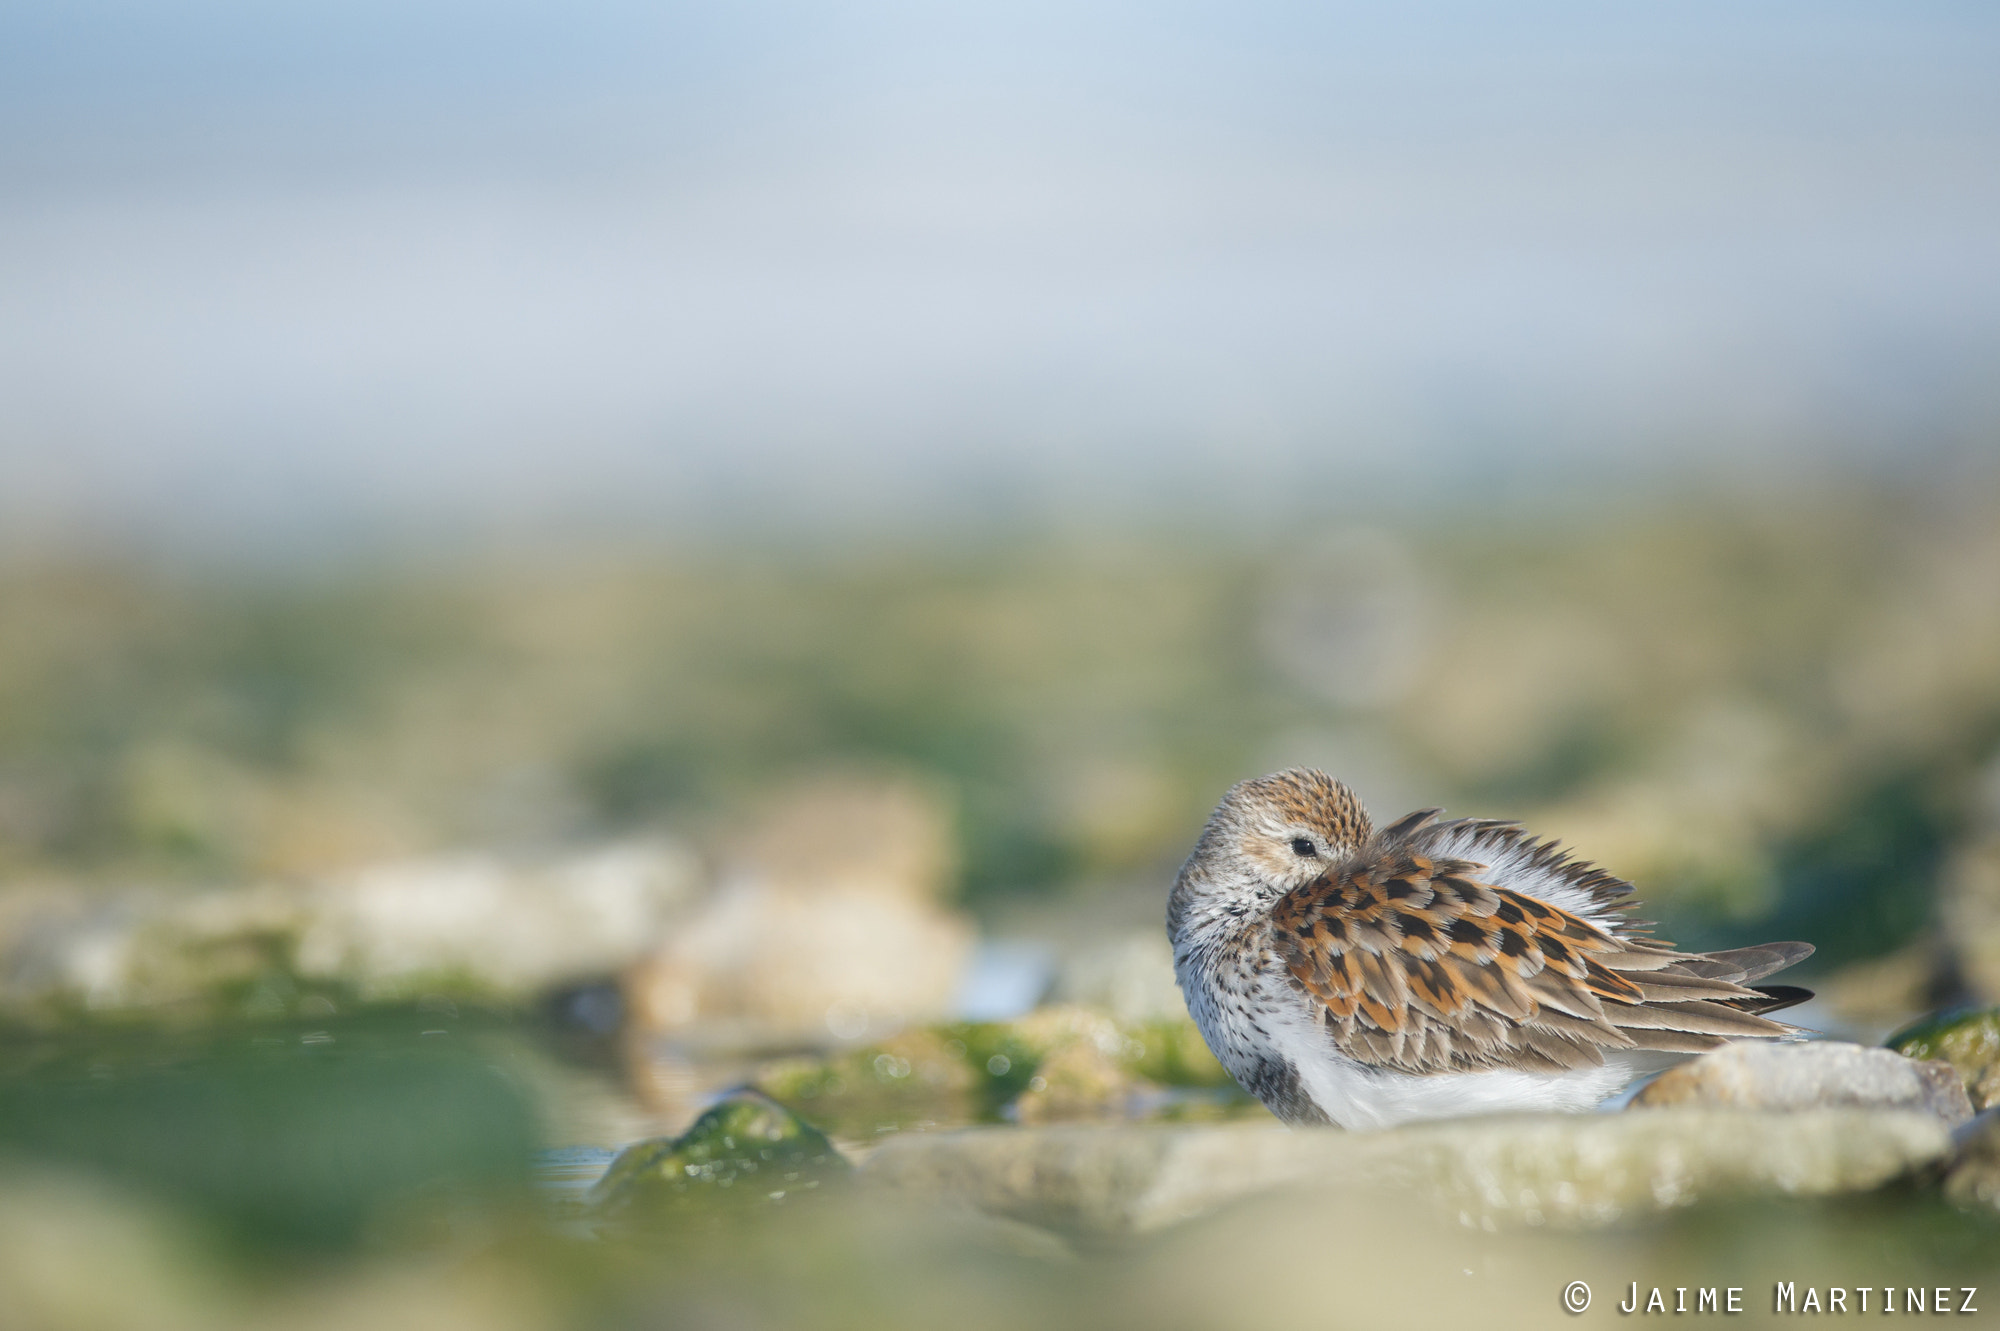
[[1737, 983, 1814, 1016]]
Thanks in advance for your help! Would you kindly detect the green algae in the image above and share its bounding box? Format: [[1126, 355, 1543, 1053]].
[[588, 1090, 849, 1219], [1889, 1007, 2000, 1110], [757, 1009, 1250, 1135]]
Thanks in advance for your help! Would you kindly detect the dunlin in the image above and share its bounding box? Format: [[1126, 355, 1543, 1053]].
[[1169, 768, 1811, 1128]]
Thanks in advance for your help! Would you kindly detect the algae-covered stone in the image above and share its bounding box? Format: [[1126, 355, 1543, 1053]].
[[589, 1089, 848, 1217], [1632, 1040, 1974, 1124], [1889, 1008, 2000, 1111], [1011, 1033, 1139, 1124], [1122, 1017, 1232, 1089], [1008, 1006, 1146, 1123], [999, 1007, 1251, 1121], [861, 1109, 1952, 1237], [760, 1027, 981, 1106], [758, 1025, 1032, 1133], [758, 1006, 1239, 1131]]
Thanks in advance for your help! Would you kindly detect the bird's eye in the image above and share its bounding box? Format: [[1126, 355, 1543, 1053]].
[[1290, 837, 1318, 858]]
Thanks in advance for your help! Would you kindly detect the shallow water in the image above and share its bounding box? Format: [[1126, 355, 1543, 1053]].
[[533, 1146, 619, 1207]]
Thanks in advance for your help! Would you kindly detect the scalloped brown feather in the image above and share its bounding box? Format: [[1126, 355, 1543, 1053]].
[[1270, 826, 1811, 1078]]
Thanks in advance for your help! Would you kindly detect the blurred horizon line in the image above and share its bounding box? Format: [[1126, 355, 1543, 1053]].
[[3, 445, 1994, 571]]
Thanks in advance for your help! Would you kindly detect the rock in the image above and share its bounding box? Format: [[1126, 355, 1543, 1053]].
[[589, 1089, 849, 1218], [0, 880, 305, 1018], [861, 1109, 1951, 1236], [1007, 1006, 1148, 1123], [1942, 1107, 2000, 1211], [755, 1006, 1240, 1132], [758, 1027, 997, 1134], [997, 1005, 1242, 1120], [625, 887, 972, 1047], [295, 840, 699, 1000], [729, 772, 958, 905], [999, 1005, 1233, 1095], [624, 775, 973, 1045], [0, 1163, 219, 1331], [1632, 1040, 1974, 1123], [1889, 1007, 2000, 1111], [1011, 1038, 1137, 1124], [1119, 1016, 1234, 1091], [0, 838, 698, 1017]]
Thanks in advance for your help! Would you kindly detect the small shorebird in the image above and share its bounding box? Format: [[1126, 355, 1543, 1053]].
[[1168, 768, 1812, 1129]]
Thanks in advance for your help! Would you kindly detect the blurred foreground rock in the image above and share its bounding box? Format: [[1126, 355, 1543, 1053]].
[[861, 1110, 1951, 1236], [0, 1158, 557, 1331], [624, 775, 972, 1046], [0, 839, 697, 1017], [1889, 1007, 2000, 1111], [589, 1089, 848, 1219], [1631, 1040, 1973, 1123], [0, 1162, 219, 1331]]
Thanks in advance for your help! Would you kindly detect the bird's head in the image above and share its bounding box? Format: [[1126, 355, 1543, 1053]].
[[1171, 768, 1373, 930]]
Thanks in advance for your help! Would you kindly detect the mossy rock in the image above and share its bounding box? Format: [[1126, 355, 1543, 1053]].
[[758, 1027, 1020, 1133], [1012, 1033, 1140, 1123], [759, 1007, 1245, 1130], [1120, 1017, 1233, 1089], [589, 1089, 848, 1218], [1888, 1008, 2000, 1111]]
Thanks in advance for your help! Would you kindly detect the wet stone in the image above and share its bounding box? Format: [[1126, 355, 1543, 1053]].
[[859, 1109, 1952, 1237], [1631, 1040, 1974, 1124], [1890, 1008, 2000, 1112], [589, 1089, 849, 1219]]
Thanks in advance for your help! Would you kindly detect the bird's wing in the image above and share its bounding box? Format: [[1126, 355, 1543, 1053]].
[[1271, 824, 1813, 1077]]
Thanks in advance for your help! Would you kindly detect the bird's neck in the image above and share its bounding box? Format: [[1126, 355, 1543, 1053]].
[[1168, 856, 1279, 960]]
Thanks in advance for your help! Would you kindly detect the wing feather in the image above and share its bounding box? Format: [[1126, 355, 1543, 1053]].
[[1272, 810, 1815, 1077]]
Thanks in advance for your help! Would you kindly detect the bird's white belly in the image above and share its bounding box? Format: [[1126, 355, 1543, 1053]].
[[1255, 976, 1637, 1130]]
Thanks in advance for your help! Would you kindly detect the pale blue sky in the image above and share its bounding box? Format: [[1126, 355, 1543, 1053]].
[[3, 2, 1998, 550]]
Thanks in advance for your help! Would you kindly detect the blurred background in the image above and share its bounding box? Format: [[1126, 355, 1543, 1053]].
[[3, 2, 2000, 1327]]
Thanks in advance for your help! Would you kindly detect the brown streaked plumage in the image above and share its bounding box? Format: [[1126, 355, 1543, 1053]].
[[1168, 768, 1813, 1129]]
